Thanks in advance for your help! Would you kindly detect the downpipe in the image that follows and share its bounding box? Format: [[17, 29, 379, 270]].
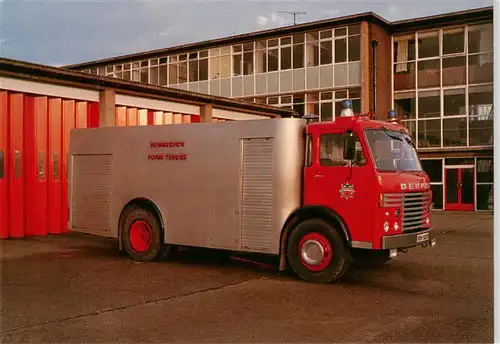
[[371, 39, 378, 113]]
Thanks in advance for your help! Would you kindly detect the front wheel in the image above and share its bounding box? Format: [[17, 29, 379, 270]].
[[286, 219, 350, 284]]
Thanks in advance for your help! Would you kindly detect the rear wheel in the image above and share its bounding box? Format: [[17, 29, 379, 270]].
[[121, 205, 168, 262], [287, 219, 350, 284]]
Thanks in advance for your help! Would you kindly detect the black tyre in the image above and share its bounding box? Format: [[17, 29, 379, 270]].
[[286, 219, 350, 284], [350, 249, 392, 268], [121, 205, 168, 262]]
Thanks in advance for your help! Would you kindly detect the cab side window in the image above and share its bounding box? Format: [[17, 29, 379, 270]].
[[320, 133, 366, 167]]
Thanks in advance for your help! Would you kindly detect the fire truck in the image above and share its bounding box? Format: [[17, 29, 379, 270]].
[[68, 101, 436, 284]]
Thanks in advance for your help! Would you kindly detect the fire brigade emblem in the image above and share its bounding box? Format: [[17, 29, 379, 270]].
[[339, 182, 355, 200]]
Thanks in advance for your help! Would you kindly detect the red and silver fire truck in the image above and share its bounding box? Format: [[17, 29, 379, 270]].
[[68, 101, 435, 284]]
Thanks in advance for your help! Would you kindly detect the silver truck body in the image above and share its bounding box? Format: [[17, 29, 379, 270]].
[[68, 118, 306, 254]]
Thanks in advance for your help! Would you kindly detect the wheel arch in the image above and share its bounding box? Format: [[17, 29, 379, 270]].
[[278, 205, 351, 271], [118, 197, 165, 251]]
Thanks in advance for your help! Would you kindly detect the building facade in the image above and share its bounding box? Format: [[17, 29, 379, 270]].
[[65, 7, 494, 212]]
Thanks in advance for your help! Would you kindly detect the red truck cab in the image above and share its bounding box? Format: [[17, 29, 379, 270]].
[[285, 103, 435, 283]]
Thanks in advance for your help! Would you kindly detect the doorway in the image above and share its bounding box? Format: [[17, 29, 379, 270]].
[[444, 166, 475, 211]]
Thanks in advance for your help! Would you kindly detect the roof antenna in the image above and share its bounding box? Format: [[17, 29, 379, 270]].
[[276, 11, 307, 25]]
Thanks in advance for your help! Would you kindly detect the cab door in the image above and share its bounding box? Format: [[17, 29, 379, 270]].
[[303, 127, 375, 243]]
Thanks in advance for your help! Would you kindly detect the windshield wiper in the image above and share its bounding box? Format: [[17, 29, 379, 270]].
[[381, 126, 403, 141], [399, 129, 416, 148]]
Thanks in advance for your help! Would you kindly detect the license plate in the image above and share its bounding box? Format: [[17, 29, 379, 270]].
[[417, 233, 429, 243]]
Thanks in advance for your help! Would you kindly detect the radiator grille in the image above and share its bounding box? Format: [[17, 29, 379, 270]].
[[240, 138, 274, 251], [382, 191, 431, 232], [71, 154, 113, 232]]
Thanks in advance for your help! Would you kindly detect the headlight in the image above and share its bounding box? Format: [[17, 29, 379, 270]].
[[394, 222, 399, 231], [383, 221, 390, 232]]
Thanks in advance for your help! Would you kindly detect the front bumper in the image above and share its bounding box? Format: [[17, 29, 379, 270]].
[[381, 228, 435, 250]]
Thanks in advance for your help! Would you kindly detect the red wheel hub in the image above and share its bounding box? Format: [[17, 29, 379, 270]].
[[129, 220, 153, 252], [298, 232, 333, 271]]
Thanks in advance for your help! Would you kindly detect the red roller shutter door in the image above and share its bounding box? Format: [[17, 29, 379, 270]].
[[0, 92, 8, 239], [8, 93, 25, 238], [24, 96, 49, 236], [47, 98, 63, 235], [61, 99, 76, 233]]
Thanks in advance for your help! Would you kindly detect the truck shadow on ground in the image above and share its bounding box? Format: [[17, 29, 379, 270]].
[[155, 246, 423, 285], [12, 232, 480, 297]]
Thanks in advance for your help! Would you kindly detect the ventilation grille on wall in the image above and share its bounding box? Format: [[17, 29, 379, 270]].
[[240, 138, 275, 251], [71, 154, 113, 232]]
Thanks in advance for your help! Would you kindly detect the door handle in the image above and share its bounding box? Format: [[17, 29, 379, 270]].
[[313, 174, 324, 178]]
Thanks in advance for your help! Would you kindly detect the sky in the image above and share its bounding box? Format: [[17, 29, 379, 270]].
[[0, 0, 494, 67]]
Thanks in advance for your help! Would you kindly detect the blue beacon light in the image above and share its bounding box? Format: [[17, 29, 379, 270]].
[[388, 110, 397, 121], [342, 99, 353, 109], [340, 99, 354, 117]]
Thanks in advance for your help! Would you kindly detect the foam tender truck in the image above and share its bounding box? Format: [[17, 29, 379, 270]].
[[68, 101, 436, 283]]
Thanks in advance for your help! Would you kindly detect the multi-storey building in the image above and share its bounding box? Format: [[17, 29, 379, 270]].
[[65, 6, 493, 212]]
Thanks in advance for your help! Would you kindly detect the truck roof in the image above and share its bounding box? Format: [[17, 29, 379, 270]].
[[308, 115, 407, 133]]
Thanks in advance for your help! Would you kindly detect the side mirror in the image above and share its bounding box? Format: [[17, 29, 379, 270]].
[[343, 135, 356, 160]]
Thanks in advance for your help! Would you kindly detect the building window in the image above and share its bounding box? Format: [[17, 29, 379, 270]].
[[105, 65, 114, 77], [293, 93, 305, 117], [348, 35, 361, 61], [188, 53, 199, 82], [178, 54, 188, 83], [421, 159, 443, 209], [443, 28, 464, 55], [199, 51, 209, 81], [476, 157, 493, 211], [469, 85, 493, 146], [320, 40, 333, 65], [394, 91, 416, 120], [393, 22, 493, 149], [114, 65, 123, 79], [169, 56, 179, 84], [267, 39, 279, 72], [243, 43, 254, 75], [233, 45, 243, 76], [418, 31, 440, 58], [417, 59, 440, 88], [303, 88, 361, 121], [207, 47, 231, 80], [255, 40, 267, 74], [264, 93, 304, 117], [293, 33, 305, 69], [306, 32, 319, 67], [442, 88, 467, 147], [442, 56, 466, 86], [158, 57, 168, 86]]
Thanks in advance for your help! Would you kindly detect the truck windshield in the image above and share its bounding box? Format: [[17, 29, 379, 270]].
[[364, 128, 423, 172]]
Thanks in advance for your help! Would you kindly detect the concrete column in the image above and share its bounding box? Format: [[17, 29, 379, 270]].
[[99, 89, 116, 127], [200, 104, 213, 123]]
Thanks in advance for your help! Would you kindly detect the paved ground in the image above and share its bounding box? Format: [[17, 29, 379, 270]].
[[0, 211, 494, 343]]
